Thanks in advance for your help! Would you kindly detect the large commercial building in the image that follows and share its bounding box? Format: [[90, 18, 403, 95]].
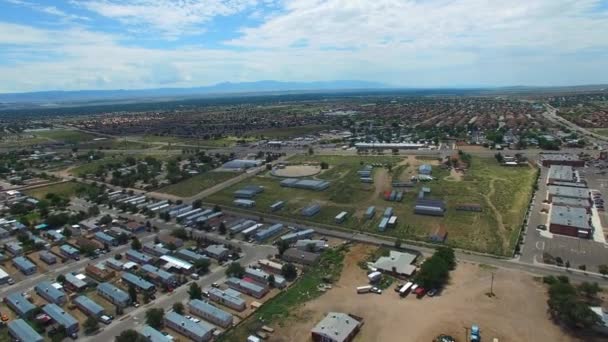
[[164, 312, 214, 342], [547, 186, 589, 202], [540, 153, 585, 167], [280, 178, 330, 191], [549, 205, 593, 238], [188, 299, 233, 328], [311, 312, 362, 342], [547, 165, 576, 183]]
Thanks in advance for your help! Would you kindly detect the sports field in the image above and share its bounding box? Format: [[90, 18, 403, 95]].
[[207, 154, 536, 255]]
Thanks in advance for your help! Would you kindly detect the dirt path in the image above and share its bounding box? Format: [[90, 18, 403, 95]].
[[366, 168, 389, 204], [481, 178, 508, 250], [270, 246, 582, 342]]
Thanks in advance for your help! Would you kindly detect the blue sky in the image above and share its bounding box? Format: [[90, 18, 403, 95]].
[[0, 0, 607, 92]]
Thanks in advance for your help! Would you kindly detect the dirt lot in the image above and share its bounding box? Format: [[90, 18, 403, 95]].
[[270, 244, 581, 342]]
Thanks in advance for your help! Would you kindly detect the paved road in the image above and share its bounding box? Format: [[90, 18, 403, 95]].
[[541, 104, 608, 144]]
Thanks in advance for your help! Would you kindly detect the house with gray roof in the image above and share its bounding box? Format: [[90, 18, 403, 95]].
[[208, 288, 246, 311], [121, 272, 156, 293], [13, 256, 36, 275], [188, 299, 233, 328], [8, 319, 43, 342], [225, 277, 268, 298], [5, 241, 23, 255], [64, 273, 88, 292], [73, 295, 105, 318], [311, 312, 362, 342], [5, 292, 36, 318], [97, 282, 130, 307], [94, 231, 117, 246], [204, 244, 229, 260], [164, 311, 214, 342], [60, 244, 80, 260], [141, 264, 177, 287], [39, 251, 57, 264], [141, 325, 172, 342], [282, 247, 320, 266], [371, 250, 418, 278], [143, 243, 170, 257], [35, 281, 67, 305], [126, 249, 153, 264], [176, 248, 209, 263], [42, 303, 79, 335]]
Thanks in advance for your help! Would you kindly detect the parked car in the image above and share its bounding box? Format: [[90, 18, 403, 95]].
[[537, 224, 547, 230], [191, 273, 200, 280], [370, 287, 382, 294], [427, 288, 438, 297]]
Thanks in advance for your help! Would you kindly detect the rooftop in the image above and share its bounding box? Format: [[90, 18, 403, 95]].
[[548, 165, 575, 182], [165, 312, 214, 338], [42, 303, 78, 328], [548, 185, 589, 199], [311, 312, 361, 342], [371, 250, 417, 276], [550, 205, 592, 230]]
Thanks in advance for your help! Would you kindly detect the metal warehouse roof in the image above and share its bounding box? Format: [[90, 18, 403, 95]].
[[42, 303, 78, 329], [550, 205, 592, 230], [73, 296, 104, 316], [8, 319, 43, 342], [189, 299, 232, 322], [160, 255, 193, 271], [165, 312, 213, 338]]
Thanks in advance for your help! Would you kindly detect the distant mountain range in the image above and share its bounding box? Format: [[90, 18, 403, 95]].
[[0, 80, 390, 104]]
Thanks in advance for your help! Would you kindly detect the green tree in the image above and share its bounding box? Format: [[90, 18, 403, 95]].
[[145, 308, 164, 329], [599, 264, 608, 276], [188, 282, 202, 300], [128, 285, 138, 304], [172, 302, 185, 315], [277, 239, 290, 256], [131, 237, 142, 251], [268, 274, 276, 288], [320, 161, 329, 169], [83, 316, 99, 334], [99, 214, 113, 225], [56, 274, 66, 284], [394, 239, 402, 249], [115, 330, 147, 342], [218, 222, 227, 235], [547, 278, 600, 329], [281, 263, 298, 281], [171, 228, 188, 240], [435, 246, 456, 270], [225, 262, 245, 278], [578, 282, 601, 302], [192, 199, 202, 209], [194, 259, 210, 273]]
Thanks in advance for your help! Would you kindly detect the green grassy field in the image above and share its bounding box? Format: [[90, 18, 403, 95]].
[[592, 128, 608, 137], [156, 171, 240, 197], [219, 246, 347, 341], [207, 155, 536, 255], [138, 135, 254, 147], [69, 156, 127, 176], [251, 125, 330, 139], [34, 129, 98, 143], [24, 181, 88, 199]]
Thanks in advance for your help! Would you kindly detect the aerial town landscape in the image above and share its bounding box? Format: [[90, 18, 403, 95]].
[[2, 0, 608, 341]]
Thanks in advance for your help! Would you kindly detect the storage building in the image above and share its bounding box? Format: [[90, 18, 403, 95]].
[[5, 292, 36, 318], [208, 288, 246, 311], [335, 211, 348, 223], [419, 164, 432, 175], [429, 225, 448, 243], [42, 303, 79, 335], [164, 312, 214, 342], [160, 255, 194, 273], [188, 299, 233, 328], [13, 256, 36, 275], [371, 250, 418, 277], [414, 199, 446, 217], [234, 199, 256, 208], [229, 220, 256, 234], [547, 165, 575, 183], [222, 159, 262, 170], [294, 239, 328, 252], [73, 295, 105, 318], [270, 201, 285, 212], [280, 178, 330, 191], [383, 207, 393, 217], [97, 282, 130, 307], [365, 206, 375, 219], [258, 259, 284, 274], [378, 217, 389, 232], [226, 277, 269, 298], [455, 203, 482, 212], [234, 185, 264, 199], [8, 319, 43, 342]]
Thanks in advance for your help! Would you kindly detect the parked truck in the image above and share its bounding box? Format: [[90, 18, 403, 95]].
[[470, 324, 480, 342], [367, 271, 382, 283], [356, 285, 373, 294]]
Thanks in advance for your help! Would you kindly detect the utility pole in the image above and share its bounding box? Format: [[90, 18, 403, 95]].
[[464, 326, 469, 342], [490, 272, 495, 296]]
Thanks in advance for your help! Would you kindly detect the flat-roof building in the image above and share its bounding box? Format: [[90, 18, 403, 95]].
[[141, 264, 177, 287], [311, 312, 362, 342], [42, 303, 79, 335], [540, 153, 585, 167], [280, 178, 330, 191], [549, 205, 593, 238], [204, 244, 229, 260], [122, 272, 156, 293], [280, 228, 315, 244], [547, 185, 589, 202], [294, 239, 328, 252], [355, 142, 425, 150], [126, 249, 154, 265], [282, 247, 320, 266], [547, 165, 575, 183], [551, 196, 591, 209], [371, 250, 418, 277], [188, 299, 233, 328], [64, 272, 88, 292], [97, 282, 130, 308], [8, 319, 43, 342], [160, 255, 194, 273], [39, 251, 57, 265], [164, 312, 214, 342], [414, 199, 446, 217], [141, 325, 172, 342]]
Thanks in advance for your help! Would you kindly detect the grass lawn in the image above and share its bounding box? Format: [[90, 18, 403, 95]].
[[69, 155, 127, 176], [24, 181, 91, 199], [138, 135, 254, 147], [156, 172, 240, 197], [219, 247, 347, 341], [34, 129, 97, 143], [207, 155, 536, 256], [592, 128, 608, 137]]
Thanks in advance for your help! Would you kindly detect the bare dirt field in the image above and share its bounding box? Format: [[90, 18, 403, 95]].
[[272, 165, 321, 178], [270, 244, 582, 342]]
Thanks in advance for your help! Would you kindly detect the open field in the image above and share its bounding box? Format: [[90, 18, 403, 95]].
[[137, 135, 254, 147], [156, 171, 240, 197], [220, 246, 347, 341], [34, 129, 98, 143], [592, 128, 608, 137], [266, 244, 582, 342], [207, 155, 536, 255], [24, 181, 88, 199], [251, 125, 330, 139], [68, 155, 128, 176]]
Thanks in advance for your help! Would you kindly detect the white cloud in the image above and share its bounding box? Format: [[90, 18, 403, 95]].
[[4, 0, 90, 21], [77, 0, 259, 37]]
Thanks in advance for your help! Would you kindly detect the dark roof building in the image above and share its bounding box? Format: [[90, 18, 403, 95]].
[[282, 247, 320, 266]]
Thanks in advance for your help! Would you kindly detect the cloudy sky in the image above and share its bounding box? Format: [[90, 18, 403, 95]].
[[1, 0, 607, 92]]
